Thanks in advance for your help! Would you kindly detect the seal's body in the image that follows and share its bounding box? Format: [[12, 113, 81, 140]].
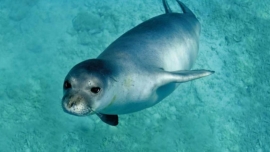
[[62, 0, 214, 126]]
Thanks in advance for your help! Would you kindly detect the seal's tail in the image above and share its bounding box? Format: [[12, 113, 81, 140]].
[[162, 0, 195, 16]]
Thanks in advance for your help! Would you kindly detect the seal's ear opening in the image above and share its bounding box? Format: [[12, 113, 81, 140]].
[[96, 113, 118, 126]]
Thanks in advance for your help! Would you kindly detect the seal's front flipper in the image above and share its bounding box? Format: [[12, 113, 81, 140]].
[[159, 69, 214, 85], [96, 113, 118, 126]]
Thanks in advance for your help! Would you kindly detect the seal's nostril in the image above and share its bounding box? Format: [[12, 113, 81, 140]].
[[68, 101, 76, 108], [71, 102, 75, 107]]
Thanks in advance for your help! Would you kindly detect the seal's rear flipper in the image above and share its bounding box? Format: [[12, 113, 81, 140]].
[[162, 0, 172, 14], [159, 69, 214, 86], [176, 0, 194, 16], [96, 113, 118, 126]]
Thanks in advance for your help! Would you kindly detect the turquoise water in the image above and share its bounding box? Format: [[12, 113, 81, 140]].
[[0, 0, 269, 151]]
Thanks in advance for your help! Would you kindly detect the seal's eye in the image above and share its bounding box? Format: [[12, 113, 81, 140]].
[[64, 81, 71, 89], [91, 87, 100, 94]]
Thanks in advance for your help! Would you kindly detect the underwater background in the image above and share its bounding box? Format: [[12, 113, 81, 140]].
[[0, 0, 269, 151]]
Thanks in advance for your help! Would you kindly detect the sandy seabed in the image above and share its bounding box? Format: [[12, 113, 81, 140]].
[[0, 0, 269, 151]]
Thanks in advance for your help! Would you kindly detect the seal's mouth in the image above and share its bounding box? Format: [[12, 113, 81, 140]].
[[62, 95, 94, 116], [62, 103, 92, 116]]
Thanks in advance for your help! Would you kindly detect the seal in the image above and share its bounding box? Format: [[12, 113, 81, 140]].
[[62, 0, 214, 126]]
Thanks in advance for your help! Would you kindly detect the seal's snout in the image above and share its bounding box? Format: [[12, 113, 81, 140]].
[[67, 95, 82, 108], [62, 94, 91, 116]]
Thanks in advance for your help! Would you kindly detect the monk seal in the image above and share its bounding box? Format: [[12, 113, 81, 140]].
[[62, 0, 214, 126]]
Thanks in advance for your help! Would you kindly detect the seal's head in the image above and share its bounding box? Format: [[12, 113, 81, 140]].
[[62, 59, 113, 116]]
